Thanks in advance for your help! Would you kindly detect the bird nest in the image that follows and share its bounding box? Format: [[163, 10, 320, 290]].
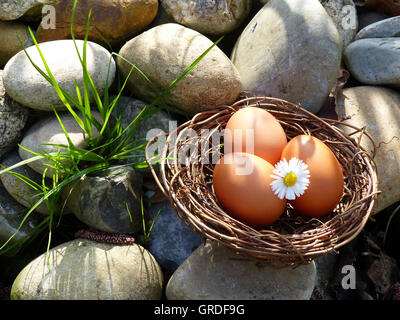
[[145, 96, 379, 266]]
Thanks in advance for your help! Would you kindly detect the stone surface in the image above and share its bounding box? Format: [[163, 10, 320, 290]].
[[18, 111, 102, 178], [355, 16, 400, 40], [117, 23, 242, 116], [111, 96, 174, 168], [148, 202, 204, 272], [314, 253, 338, 300], [0, 0, 56, 21], [231, 0, 342, 114], [3, 40, 115, 111], [161, 0, 252, 35], [320, 0, 358, 47], [335, 86, 400, 214], [0, 21, 33, 68], [0, 181, 42, 256], [62, 166, 143, 234], [35, 0, 159, 48], [0, 150, 58, 215], [11, 239, 164, 300], [344, 38, 400, 87], [357, 10, 390, 30], [0, 70, 29, 160], [166, 240, 316, 300]]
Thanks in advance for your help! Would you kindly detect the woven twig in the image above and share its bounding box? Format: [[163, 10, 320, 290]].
[[145, 96, 379, 266]]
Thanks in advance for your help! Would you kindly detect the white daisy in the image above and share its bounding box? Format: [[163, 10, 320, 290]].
[[270, 157, 311, 200]]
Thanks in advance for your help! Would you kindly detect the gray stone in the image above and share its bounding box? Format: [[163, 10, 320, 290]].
[[0, 70, 29, 160], [3, 40, 115, 111], [231, 0, 342, 114], [62, 166, 143, 234], [0, 0, 56, 21], [148, 202, 204, 272], [355, 16, 400, 40], [11, 239, 164, 300], [0, 150, 59, 215], [166, 240, 316, 300], [344, 38, 400, 87], [161, 0, 253, 35], [0, 21, 33, 68], [117, 23, 242, 116], [19, 111, 103, 178], [314, 253, 338, 300], [319, 0, 358, 47], [335, 86, 400, 214], [0, 181, 42, 256]]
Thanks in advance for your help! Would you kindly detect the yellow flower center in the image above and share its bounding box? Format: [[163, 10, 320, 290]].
[[283, 172, 297, 187]]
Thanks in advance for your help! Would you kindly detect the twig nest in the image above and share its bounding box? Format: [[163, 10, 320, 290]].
[[117, 23, 242, 115], [161, 0, 252, 35], [166, 240, 316, 300], [231, 0, 342, 114], [3, 40, 115, 111], [10, 239, 164, 300]]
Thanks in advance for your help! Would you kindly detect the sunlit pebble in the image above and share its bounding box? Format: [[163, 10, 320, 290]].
[[74, 228, 135, 245]]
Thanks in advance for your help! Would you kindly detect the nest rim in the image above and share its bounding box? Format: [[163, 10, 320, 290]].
[[145, 96, 379, 266]]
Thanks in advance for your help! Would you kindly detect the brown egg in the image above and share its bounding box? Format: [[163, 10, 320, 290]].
[[212, 152, 286, 227], [224, 107, 287, 165], [281, 135, 344, 217]]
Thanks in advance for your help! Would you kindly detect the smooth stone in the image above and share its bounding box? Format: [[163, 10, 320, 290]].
[[0, 70, 29, 160], [231, 0, 342, 114], [355, 16, 400, 40], [0, 0, 56, 21], [344, 38, 400, 87], [335, 86, 400, 214], [62, 166, 143, 234], [166, 240, 316, 300], [0, 181, 42, 256], [11, 239, 164, 300], [35, 0, 159, 48], [357, 11, 390, 30], [0, 21, 33, 68], [19, 111, 103, 178], [148, 202, 204, 272], [0, 150, 57, 215], [314, 253, 338, 300], [111, 96, 174, 168], [117, 23, 242, 116], [3, 40, 115, 111], [161, 0, 252, 35], [320, 0, 358, 47]]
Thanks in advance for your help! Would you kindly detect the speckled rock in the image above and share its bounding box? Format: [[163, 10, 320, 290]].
[[36, 0, 158, 48], [0, 0, 56, 21], [344, 38, 400, 87], [18, 111, 103, 178], [11, 239, 164, 300], [117, 23, 242, 115], [0, 21, 33, 68], [0, 71, 29, 160], [0, 181, 42, 256], [62, 166, 143, 234], [148, 202, 204, 272], [161, 0, 252, 35], [320, 0, 358, 47], [231, 0, 342, 114], [355, 16, 400, 40], [3, 40, 115, 111], [335, 86, 400, 214], [0, 150, 57, 215], [166, 240, 316, 300]]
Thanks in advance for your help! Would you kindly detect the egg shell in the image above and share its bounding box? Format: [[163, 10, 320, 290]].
[[212, 152, 286, 227], [281, 135, 344, 217], [224, 107, 287, 165]]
